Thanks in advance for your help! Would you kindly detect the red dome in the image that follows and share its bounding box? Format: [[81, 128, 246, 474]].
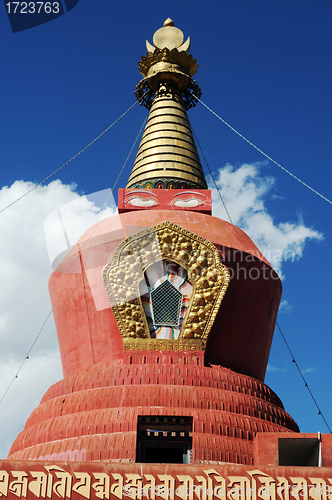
[[49, 210, 281, 382]]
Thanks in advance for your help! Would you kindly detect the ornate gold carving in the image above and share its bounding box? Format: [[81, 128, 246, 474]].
[[139, 47, 198, 79], [123, 338, 204, 351], [135, 21, 201, 110], [102, 221, 230, 351]]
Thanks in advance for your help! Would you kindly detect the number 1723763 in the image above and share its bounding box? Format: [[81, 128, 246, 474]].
[[5, 2, 60, 14]]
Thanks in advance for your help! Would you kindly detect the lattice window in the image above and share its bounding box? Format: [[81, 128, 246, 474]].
[[150, 279, 183, 326]]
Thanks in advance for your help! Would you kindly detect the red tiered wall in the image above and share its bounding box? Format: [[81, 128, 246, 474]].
[[8, 351, 298, 463]]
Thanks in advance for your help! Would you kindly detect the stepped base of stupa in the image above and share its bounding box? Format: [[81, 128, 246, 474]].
[[8, 351, 298, 464]]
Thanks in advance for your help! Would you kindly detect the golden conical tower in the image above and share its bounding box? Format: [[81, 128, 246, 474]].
[[126, 19, 207, 189]]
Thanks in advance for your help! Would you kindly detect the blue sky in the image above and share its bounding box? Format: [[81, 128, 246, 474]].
[[0, 0, 331, 456]]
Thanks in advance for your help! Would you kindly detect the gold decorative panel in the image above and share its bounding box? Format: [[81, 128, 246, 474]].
[[102, 222, 229, 351]]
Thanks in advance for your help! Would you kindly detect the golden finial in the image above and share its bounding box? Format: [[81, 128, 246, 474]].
[[163, 18, 174, 26], [136, 19, 200, 110], [145, 18, 190, 53]]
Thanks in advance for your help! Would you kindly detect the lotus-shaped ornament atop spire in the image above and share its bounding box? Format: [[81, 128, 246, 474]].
[[136, 19, 200, 109], [139, 18, 198, 79]]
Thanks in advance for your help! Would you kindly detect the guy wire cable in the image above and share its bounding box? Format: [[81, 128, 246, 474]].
[[190, 117, 331, 432], [190, 120, 233, 224], [79, 113, 148, 252], [0, 95, 148, 215], [192, 94, 332, 207], [0, 310, 52, 405], [0, 114, 148, 406], [276, 321, 331, 433]]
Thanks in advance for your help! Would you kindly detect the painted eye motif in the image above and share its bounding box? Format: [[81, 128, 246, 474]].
[[126, 197, 159, 207], [171, 191, 206, 208], [172, 198, 204, 208], [124, 190, 159, 207]]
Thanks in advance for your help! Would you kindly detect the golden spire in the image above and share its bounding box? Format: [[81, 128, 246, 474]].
[[126, 19, 207, 190]]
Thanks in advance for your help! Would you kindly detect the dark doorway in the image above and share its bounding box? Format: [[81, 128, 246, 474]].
[[145, 446, 185, 463], [136, 416, 193, 464], [279, 438, 320, 466]]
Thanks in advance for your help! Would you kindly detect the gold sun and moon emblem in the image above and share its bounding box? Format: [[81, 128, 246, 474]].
[[103, 222, 229, 351]]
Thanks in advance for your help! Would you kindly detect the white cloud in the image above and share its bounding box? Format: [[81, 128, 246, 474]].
[[0, 180, 117, 458], [302, 367, 315, 374], [209, 163, 323, 275], [267, 364, 288, 373], [279, 300, 292, 313]]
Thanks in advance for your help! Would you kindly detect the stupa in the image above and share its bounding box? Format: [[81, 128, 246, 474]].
[[4, 20, 332, 500]]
